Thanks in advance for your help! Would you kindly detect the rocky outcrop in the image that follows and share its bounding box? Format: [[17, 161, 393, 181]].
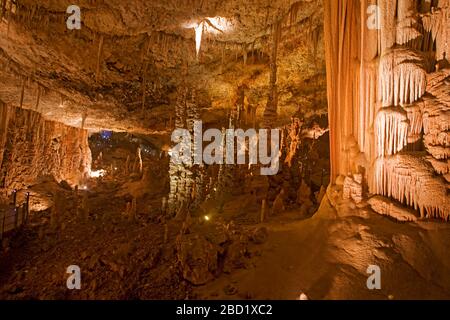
[[176, 234, 220, 285], [0, 101, 91, 193], [368, 195, 418, 222]]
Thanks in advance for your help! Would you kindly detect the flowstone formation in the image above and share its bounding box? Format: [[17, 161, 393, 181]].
[[324, 0, 449, 221]]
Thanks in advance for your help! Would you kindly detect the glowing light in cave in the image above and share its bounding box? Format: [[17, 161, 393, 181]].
[[183, 17, 232, 57], [204, 215, 210, 221], [90, 169, 106, 178], [194, 23, 203, 56], [101, 130, 112, 140], [297, 293, 309, 300]]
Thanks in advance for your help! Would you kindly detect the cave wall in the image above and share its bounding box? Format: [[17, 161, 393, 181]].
[[0, 101, 92, 193], [324, 0, 449, 219]]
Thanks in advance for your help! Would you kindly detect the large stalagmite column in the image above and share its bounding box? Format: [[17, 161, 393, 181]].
[[324, 0, 362, 181], [167, 85, 205, 216]]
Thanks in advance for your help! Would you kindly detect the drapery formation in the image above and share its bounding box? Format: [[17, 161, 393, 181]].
[[324, 0, 449, 219]]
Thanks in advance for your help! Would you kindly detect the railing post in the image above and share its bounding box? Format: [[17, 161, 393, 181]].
[[20, 204, 24, 227], [12, 189, 17, 207], [0, 209, 4, 241], [25, 192, 30, 225], [14, 206, 19, 229]]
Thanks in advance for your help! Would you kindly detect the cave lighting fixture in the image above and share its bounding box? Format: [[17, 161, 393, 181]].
[[183, 17, 232, 57]]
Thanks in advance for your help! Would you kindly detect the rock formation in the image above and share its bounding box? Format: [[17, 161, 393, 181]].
[[324, 0, 449, 220], [0, 101, 91, 193]]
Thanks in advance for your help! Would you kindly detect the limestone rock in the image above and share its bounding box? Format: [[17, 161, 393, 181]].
[[251, 227, 269, 244], [176, 234, 219, 285], [343, 175, 363, 204], [368, 196, 418, 222]]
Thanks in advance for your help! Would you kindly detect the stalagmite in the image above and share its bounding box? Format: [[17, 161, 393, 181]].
[[260, 199, 266, 223], [271, 189, 285, 215], [284, 118, 303, 167], [161, 197, 167, 214], [137, 147, 143, 174], [81, 110, 87, 129], [163, 223, 168, 244], [130, 197, 137, 221], [125, 155, 130, 175], [96, 35, 104, 83], [343, 175, 364, 204], [167, 85, 203, 215]]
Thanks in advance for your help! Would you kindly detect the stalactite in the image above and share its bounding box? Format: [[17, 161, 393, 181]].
[[379, 49, 427, 106], [422, 1, 450, 61], [137, 147, 143, 174], [405, 104, 423, 142], [0, 0, 6, 21], [425, 156, 450, 176], [396, 0, 421, 45], [19, 78, 25, 109], [194, 23, 203, 58], [372, 154, 449, 220], [34, 85, 41, 111], [375, 108, 409, 157], [262, 20, 281, 128], [81, 110, 87, 129], [96, 35, 104, 83], [397, 18, 422, 45]]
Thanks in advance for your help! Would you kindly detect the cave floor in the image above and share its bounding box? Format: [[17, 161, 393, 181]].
[[196, 199, 450, 300], [1, 180, 450, 300]]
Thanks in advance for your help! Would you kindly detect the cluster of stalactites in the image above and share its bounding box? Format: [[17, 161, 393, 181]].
[[375, 108, 409, 157], [373, 154, 449, 220], [396, 16, 422, 45], [421, 0, 450, 61], [379, 49, 427, 107]]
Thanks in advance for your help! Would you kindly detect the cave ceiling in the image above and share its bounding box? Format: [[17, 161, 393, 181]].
[[0, 0, 324, 134]]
